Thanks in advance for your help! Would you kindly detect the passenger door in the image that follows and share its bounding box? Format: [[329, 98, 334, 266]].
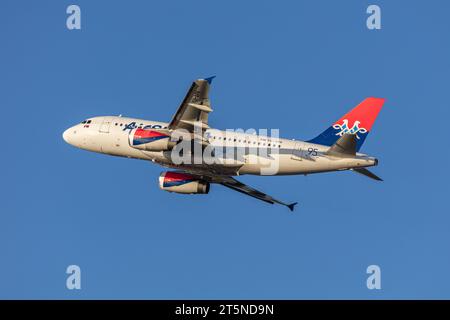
[[99, 117, 112, 133]]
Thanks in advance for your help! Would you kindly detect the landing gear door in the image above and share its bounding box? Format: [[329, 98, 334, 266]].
[[291, 142, 303, 161], [99, 117, 112, 133]]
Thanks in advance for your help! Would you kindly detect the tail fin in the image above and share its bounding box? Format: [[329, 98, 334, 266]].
[[307, 97, 385, 151]]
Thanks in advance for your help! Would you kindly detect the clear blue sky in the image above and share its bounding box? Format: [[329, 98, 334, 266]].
[[1, 0, 450, 299]]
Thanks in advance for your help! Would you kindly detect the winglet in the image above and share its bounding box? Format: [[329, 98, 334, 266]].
[[287, 202, 298, 212], [204, 76, 216, 84]]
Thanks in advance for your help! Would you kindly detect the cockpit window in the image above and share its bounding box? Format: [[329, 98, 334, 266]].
[[81, 120, 87, 124], [87, 120, 92, 124]]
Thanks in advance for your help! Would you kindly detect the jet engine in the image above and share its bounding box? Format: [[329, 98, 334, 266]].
[[129, 128, 177, 151], [159, 172, 210, 194]]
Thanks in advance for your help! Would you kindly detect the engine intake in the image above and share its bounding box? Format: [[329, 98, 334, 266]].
[[159, 172, 210, 194]]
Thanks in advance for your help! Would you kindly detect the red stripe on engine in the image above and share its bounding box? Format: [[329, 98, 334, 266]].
[[134, 128, 168, 139], [164, 172, 195, 182]]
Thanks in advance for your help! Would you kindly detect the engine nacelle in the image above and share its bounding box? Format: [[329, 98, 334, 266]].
[[159, 172, 210, 194], [129, 128, 177, 151]]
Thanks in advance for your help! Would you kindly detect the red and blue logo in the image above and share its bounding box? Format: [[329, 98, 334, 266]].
[[162, 172, 195, 187], [132, 128, 169, 146]]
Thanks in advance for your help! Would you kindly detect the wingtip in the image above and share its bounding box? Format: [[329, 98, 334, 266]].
[[287, 202, 298, 212], [204, 76, 216, 84]]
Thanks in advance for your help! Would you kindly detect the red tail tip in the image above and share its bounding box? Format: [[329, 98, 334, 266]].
[[335, 97, 385, 132]]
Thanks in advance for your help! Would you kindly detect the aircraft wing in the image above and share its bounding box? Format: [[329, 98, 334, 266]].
[[219, 177, 297, 211], [167, 167, 297, 211], [168, 77, 215, 132]]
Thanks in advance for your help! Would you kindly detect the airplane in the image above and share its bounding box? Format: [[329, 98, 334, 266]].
[[62, 76, 385, 211]]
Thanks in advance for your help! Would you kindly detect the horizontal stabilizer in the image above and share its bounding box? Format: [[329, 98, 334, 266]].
[[326, 133, 357, 157], [351, 168, 383, 181]]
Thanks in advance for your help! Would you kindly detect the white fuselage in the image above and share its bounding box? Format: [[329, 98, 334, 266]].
[[63, 116, 377, 176]]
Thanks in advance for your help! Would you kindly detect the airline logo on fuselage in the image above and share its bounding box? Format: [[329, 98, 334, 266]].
[[123, 122, 165, 132]]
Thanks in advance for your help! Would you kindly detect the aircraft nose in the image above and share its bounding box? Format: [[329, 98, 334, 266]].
[[63, 129, 69, 143], [63, 128, 71, 143], [63, 127, 76, 145]]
